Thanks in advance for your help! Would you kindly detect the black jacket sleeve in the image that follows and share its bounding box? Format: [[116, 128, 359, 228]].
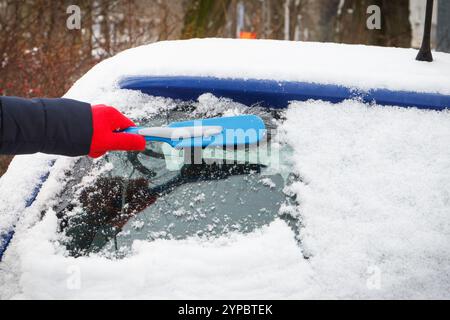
[[0, 96, 93, 156]]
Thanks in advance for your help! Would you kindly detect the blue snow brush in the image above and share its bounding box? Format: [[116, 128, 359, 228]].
[[124, 115, 266, 148]]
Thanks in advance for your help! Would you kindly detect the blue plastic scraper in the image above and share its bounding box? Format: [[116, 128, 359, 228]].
[[124, 115, 266, 148]]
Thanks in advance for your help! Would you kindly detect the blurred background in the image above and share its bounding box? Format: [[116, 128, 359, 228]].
[[0, 0, 449, 174]]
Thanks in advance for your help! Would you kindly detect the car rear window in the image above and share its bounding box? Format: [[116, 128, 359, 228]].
[[54, 106, 294, 258]]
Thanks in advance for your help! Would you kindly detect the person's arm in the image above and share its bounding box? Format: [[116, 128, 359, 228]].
[[0, 96, 145, 157]]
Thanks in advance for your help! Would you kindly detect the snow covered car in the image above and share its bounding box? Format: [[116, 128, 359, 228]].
[[1, 39, 450, 299]]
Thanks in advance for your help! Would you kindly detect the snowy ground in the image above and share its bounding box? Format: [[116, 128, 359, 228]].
[[1, 39, 450, 299]]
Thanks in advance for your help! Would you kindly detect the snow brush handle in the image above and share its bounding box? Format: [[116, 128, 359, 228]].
[[124, 126, 223, 139]]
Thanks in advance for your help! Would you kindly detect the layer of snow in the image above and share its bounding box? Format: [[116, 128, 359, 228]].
[[3, 216, 315, 299], [0, 155, 56, 236], [66, 39, 450, 104], [281, 100, 450, 298]]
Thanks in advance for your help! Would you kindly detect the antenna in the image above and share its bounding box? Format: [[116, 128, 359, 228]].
[[416, 0, 434, 62]]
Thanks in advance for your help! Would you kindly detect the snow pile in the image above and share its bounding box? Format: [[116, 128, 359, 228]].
[[281, 99, 450, 298], [65, 39, 450, 104], [3, 216, 315, 299]]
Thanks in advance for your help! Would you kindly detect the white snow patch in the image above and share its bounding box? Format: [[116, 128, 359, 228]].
[[131, 220, 145, 231], [0, 154, 56, 236], [280, 99, 450, 298], [259, 178, 276, 189], [2, 218, 314, 299]]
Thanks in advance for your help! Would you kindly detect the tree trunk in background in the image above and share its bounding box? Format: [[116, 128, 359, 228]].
[[299, 0, 340, 42], [335, 0, 412, 47], [181, 0, 232, 38], [437, 0, 450, 52], [100, 0, 111, 55], [264, 0, 284, 39]]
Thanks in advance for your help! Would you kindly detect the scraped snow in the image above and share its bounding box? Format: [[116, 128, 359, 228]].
[[1, 39, 450, 299]]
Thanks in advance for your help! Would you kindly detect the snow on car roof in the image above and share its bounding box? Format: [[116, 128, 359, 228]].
[[65, 38, 450, 104]]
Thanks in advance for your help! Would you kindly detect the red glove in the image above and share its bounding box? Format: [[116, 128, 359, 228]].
[[89, 105, 146, 158]]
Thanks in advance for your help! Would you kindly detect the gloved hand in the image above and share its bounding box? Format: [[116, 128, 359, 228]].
[[89, 105, 146, 158]]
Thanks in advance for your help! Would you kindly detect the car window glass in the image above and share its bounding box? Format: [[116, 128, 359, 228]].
[[55, 105, 296, 258]]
